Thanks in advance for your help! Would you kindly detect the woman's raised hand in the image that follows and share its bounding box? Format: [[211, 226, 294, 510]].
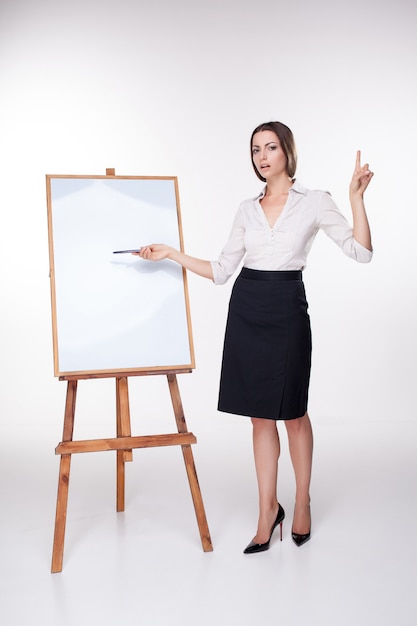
[[350, 150, 374, 198]]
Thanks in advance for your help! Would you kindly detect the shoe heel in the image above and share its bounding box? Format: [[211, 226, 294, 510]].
[[279, 521, 283, 541]]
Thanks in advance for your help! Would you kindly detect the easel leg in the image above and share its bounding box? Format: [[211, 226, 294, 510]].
[[51, 380, 77, 573], [167, 374, 213, 552], [116, 377, 133, 512]]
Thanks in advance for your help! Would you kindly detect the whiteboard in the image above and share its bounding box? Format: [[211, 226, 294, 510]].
[[46, 174, 195, 377]]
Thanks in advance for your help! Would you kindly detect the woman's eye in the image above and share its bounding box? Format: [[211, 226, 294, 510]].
[[268, 145, 277, 151]]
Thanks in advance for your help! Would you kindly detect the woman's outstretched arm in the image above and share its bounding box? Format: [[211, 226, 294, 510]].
[[349, 150, 373, 251], [134, 244, 214, 280]]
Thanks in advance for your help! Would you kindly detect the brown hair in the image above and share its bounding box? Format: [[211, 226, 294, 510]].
[[250, 121, 297, 182]]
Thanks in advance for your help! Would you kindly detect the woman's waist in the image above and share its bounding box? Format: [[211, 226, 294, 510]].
[[240, 267, 303, 281]]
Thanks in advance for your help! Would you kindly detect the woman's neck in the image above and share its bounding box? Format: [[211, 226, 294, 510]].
[[264, 175, 293, 197]]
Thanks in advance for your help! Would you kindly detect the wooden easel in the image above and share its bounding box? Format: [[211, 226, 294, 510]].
[[51, 369, 213, 573]]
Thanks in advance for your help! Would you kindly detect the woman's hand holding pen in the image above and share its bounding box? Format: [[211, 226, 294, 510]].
[[134, 244, 214, 280], [133, 244, 173, 261]]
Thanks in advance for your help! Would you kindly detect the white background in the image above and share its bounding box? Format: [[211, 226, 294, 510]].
[[0, 1, 416, 624], [1, 0, 415, 435]]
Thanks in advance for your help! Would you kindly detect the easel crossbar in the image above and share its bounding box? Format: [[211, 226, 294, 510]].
[[55, 433, 197, 455]]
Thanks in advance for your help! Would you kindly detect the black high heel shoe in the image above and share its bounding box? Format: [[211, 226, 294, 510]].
[[291, 530, 311, 547], [292, 505, 311, 547], [243, 503, 285, 554]]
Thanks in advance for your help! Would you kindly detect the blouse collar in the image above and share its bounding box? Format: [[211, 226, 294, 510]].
[[255, 179, 308, 201]]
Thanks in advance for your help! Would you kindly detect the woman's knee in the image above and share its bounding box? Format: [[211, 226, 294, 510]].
[[284, 412, 310, 435]]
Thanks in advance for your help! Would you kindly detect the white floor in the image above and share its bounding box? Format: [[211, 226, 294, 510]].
[[1, 416, 416, 626]]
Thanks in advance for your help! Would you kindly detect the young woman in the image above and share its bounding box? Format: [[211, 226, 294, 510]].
[[135, 121, 373, 553]]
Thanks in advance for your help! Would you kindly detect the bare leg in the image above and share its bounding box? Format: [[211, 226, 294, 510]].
[[250, 417, 280, 543], [284, 412, 313, 534]]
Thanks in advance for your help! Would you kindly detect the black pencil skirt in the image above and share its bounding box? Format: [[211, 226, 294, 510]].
[[217, 268, 312, 421]]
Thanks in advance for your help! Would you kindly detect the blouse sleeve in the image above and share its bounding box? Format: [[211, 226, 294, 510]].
[[210, 206, 246, 284], [317, 192, 373, 263]]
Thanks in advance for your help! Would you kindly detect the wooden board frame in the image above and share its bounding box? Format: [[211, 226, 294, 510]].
[[46, 171, 195, 377]]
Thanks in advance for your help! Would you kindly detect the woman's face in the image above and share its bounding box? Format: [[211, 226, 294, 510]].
[[251, 130, 288, 180]]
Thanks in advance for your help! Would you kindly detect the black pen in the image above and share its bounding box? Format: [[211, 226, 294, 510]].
[[113, 248, 142, 254]]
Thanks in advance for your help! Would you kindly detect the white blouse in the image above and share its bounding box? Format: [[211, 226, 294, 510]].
[[210, 180, 372, 285]]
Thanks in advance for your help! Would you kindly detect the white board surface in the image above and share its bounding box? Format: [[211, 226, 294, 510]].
[[46, 175, 194, 376]]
